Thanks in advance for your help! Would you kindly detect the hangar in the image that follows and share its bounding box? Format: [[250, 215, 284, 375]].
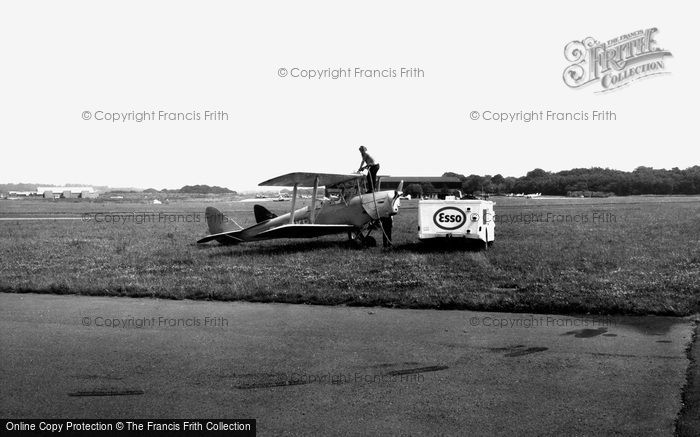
[[37, 186, 98, 199], [376, 176, 462, 198]]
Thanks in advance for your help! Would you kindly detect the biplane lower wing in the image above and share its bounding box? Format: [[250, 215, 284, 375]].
[[254, 224, 356, 240]]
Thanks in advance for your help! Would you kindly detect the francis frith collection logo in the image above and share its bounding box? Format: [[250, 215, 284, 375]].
[[563, 28, 672, 92]]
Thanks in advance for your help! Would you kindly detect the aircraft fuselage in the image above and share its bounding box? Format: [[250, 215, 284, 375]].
[[238, 190, 399, 241]]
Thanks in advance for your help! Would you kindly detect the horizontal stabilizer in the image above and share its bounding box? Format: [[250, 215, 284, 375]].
[[196, 230, 244, 245]]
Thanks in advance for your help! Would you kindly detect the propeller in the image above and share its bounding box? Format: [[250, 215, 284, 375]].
[[393, 180, 404, 198], [391, 181, 404, 214]]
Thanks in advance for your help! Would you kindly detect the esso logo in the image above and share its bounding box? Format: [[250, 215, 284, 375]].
[[433, 207, 466, 230]]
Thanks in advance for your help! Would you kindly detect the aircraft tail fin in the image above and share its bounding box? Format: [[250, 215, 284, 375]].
[[205, 207, 237, 234], [254, 205, 278, 223]]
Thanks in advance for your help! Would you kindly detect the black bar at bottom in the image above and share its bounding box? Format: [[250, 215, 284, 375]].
[[1, 419, 256, 436]]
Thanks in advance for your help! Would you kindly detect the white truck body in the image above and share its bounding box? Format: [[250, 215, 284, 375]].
[[418, 199, 495, 244]]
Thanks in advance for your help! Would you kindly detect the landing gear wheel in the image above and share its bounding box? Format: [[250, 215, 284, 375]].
[[349, 234, 363, 249], [349, 232, 364, 249], [349, 231, 376, 249]]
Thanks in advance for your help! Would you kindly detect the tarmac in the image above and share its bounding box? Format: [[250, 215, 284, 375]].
[[0, 293, 695, 436]]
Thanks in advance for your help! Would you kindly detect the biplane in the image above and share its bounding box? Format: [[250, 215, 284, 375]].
[[197, 172, 403, 247]]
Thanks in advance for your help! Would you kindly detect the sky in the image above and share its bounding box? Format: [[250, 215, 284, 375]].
[[1, 1, 698, 190]]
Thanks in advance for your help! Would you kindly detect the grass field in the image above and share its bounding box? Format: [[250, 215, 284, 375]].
[[1, 196, 698, 315]]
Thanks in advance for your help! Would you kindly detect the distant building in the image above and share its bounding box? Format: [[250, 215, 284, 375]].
[[377, 176, 462, 198], [36, 186, 97, 199], [324, 176, 462, 200], [377, 176, 462, 191]]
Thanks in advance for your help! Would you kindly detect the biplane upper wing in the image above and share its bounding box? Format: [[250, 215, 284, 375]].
[[254, 223, 356, 239], [259, 172, 362, 187]]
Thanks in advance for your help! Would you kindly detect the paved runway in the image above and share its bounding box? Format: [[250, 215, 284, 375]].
[[0, 293, 694, 435]]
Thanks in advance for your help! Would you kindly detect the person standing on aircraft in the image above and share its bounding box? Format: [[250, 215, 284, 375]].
[[357, 146, 380, 193]]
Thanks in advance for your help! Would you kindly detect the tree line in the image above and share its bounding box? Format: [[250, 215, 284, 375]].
[[441, 166, 700, 197], [146, 185, 236, 194]]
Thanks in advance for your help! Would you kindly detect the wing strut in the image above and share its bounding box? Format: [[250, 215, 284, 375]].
[[310, 176, 319, 224], [289, 183, 298, 224]]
